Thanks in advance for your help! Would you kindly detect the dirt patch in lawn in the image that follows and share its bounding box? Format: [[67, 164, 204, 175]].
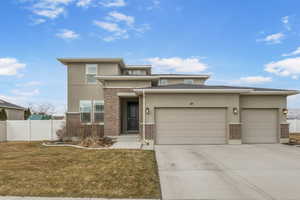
[[0, 142, 161, 198]]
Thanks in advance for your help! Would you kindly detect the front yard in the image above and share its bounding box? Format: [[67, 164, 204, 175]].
[[0, 142, 161, 198]]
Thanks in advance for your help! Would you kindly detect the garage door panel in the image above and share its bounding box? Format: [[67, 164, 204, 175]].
[[242, 109, 278, 144], [156, 108, 226, 145]]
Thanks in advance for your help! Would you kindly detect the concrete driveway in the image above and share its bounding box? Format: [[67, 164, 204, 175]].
[[155, 144, 300, 200]]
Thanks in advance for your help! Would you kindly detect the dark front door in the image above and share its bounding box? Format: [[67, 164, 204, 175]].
[[127, 102, 139, 131]]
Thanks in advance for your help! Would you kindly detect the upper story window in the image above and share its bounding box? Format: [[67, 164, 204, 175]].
[[159, 79, 168, 85], [86, 64, 97, 84], [80, 100, 92, 123], [126, 69, 147, 75], [184, 79, 194, 84], [94, 100, 104, 123]]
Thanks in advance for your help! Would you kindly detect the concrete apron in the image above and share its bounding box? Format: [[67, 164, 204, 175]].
[[155, 144, 300, 200]]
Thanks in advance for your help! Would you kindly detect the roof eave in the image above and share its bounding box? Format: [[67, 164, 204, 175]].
[[57, 58, 126, 68], [96, 76, 160, 81], [246, 91, 300, 96], [133, 88, 253, 94]]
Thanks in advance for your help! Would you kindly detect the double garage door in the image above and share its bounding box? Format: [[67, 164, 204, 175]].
[[155, 108, 278, 144]]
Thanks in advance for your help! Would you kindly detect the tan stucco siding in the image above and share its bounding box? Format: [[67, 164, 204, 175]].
[[144, 93, 240, 124], [5, 108, 24, 120], [240, 95, 287, 124], [104, 80, 152, 88], [160, 78, 205, 85], [67, 62, 122, 112], [68, 85, 104, 112]]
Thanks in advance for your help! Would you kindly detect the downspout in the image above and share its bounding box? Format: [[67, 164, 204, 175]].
[[142, 89, 146, 143]]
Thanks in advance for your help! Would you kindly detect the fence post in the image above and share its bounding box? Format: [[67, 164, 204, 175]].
[[50, 120, 53, 141], [28, 120, 31, 142]]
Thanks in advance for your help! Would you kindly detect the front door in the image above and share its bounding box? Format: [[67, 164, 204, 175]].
[[127, 102, 139, 131]]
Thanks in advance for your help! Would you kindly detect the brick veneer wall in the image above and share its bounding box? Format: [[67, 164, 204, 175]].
[[104, 88, 133, 136], [66, 113, 81, 137], [229, 124, 241, 140], [280, 124, 289, 139], [66, 113, 104, 138]]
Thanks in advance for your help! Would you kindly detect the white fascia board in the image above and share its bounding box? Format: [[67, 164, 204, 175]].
[[246, 90, 300, 96], [96, 76, 159, 81], [133, 89, 253, 94], [117, 92, 137, 97], [157, 75, 210, 79]]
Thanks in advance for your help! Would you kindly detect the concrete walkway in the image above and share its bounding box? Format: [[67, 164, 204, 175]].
[[156, 144, 300, 200], [0, 197, 159, 200]]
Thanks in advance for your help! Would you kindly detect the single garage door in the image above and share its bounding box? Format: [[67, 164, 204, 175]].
[[156, 108, 226, 144], [241, 109, 278, 144]]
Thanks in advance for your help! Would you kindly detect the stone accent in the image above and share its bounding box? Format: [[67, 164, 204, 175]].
[[280, 123, 289, 139], [229, 123, 241, 140], [104, 88, 133, 136], [66, 113, 81, 137]]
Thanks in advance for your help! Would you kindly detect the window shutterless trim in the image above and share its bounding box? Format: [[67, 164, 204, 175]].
[[85, 64, 98, 84]]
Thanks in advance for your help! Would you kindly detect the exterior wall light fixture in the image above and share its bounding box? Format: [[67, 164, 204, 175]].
[[233, 107, 238, 115], [282, 108, 288, 115], [145, 107, 150, 115]]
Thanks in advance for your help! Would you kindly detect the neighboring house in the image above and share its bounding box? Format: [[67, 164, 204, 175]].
[[0, 99, 25, 120], [58, 58, 299, 145], [288, 109, 300, 120]]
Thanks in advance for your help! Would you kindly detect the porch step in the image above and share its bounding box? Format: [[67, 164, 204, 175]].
[[111, 134, 140, 142]]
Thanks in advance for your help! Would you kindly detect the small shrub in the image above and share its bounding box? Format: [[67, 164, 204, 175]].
[[79, 136, 115, 148], [56, 122, 67, 142], [0, 109, 7, 121]]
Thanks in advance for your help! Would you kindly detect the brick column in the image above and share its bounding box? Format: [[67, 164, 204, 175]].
[[103, 88, 133, 136], [280, 123, 289, 143], [228, 123, 242, 144]]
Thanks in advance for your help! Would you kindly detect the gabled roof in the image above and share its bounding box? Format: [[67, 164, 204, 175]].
[[134, 84, 299, 95], [0, 99, 25, 110]]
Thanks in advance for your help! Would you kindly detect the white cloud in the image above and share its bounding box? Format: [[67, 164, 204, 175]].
[[21, 0, 74, 20], [0, 58, 26, 76], [258, 32, 285, 44], [265, 57, 300, 79], [56, 29, 80, 39], [11, 89, 40, 97], [282, 47, 300, 57], [93, 20, 128, 41], [17, 81, 42, 87], [281, 16, 291, 31], [108, 11, 134, 26], [147, 0, 160, 10], [238, 76, 272, 84], [100, 0, 125, 7], [288, 93, 300, 108], [146, 57, 208, 73], [76, 0, 92, 7], [32, 18, 46, 25]]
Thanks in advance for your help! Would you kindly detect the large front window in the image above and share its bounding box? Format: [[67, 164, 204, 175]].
[[86, 64, 97, 84], [184, 79, 194, 84], [159, 79, 168, 85], [80, 100, 92, 123], [94, 100, 104, 123]]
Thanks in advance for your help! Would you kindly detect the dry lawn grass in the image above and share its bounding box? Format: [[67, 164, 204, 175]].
[[0, 142, 161, 198], [290, 133, 300, 144]]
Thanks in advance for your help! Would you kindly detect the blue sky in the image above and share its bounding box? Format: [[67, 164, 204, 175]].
[[0, 0, 300, 113]]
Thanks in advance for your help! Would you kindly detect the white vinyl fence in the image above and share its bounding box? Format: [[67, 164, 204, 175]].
[[288, 119, 300, 133], [1, 120, 65, 141]]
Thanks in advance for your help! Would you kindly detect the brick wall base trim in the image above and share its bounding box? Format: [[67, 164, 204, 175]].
[[280, 123, 289, 139], [229, 123, 241, 140]]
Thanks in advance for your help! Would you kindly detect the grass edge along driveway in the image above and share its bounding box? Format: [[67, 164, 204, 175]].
[[0, 142, 161, 199]]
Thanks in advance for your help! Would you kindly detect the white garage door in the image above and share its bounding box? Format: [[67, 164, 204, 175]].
[[241, 109, 278, 144], [156, 108, 226, 144]]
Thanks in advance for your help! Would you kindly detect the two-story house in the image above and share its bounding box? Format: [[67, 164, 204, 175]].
[[58, 58, 299, 145]]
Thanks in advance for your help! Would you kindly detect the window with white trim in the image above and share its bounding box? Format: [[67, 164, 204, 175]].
[[86, 64, 97, 84], [80, 100, 92, 123], [94, 100, 104, 123], [184, 79, 194, 84], [159, 79, 168, 85]]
